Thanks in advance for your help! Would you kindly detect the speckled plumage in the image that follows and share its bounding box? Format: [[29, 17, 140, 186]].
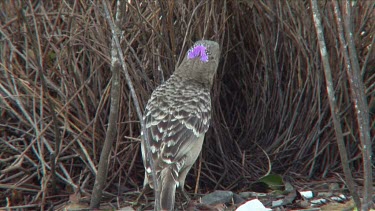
[[141, 40, 220, 210]]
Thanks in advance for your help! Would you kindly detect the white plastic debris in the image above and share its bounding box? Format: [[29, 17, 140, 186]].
[[330, 194, 347, 202], [300, 190, 314, 199], [310, 198, 328, 206], [236, 199, 272, 211]]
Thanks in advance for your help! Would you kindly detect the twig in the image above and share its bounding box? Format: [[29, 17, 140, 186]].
[[102, 1, 160, 210], [310, 0, 361, 209], [90, 0, 122, 208], [90, 1, 160, 210], [341, 1, 373, 209]]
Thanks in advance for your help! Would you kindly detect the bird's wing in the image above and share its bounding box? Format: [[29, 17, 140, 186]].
[[143, 85, 211, 169]]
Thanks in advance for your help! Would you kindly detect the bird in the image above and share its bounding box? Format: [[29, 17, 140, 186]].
[[140, 40, 221, 210]]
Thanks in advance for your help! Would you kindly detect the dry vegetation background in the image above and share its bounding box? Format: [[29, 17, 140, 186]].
[[0, 0, 374, 209]]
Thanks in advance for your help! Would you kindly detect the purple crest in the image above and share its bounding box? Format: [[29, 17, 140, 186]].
[[187, 44, 208, 62]]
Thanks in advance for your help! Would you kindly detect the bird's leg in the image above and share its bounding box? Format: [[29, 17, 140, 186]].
[[178, 186, 191, 203], [174, 186, 191, 210]]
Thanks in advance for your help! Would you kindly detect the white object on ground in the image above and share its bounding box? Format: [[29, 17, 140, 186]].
[[300, 190, 314, 199], [236, 199, 272, 211]]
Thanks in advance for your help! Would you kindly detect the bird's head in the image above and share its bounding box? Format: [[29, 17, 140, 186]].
[[175, 40, 221, 87]]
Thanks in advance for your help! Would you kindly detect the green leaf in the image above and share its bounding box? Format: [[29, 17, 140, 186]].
[[250, 174, 285, 193]]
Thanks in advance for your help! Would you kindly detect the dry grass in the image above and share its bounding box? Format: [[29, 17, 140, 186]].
[[0, 0, 374, 209]]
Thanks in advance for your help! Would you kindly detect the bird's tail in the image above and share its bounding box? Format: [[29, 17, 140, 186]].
[[160, 167, 177, 210]]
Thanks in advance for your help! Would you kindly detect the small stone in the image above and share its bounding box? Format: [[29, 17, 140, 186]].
[[201, 190, 234, 205], [232, 193, 246, 204]]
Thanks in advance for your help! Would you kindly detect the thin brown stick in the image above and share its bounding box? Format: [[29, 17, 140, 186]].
[[194, 153, 203, 194], [90, 1, 122, 208], [341, 1, 373, 209], [310, 0, 361, 209]]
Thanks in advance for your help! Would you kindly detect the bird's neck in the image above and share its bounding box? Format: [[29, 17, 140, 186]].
[[171, 73, 212, 89]]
